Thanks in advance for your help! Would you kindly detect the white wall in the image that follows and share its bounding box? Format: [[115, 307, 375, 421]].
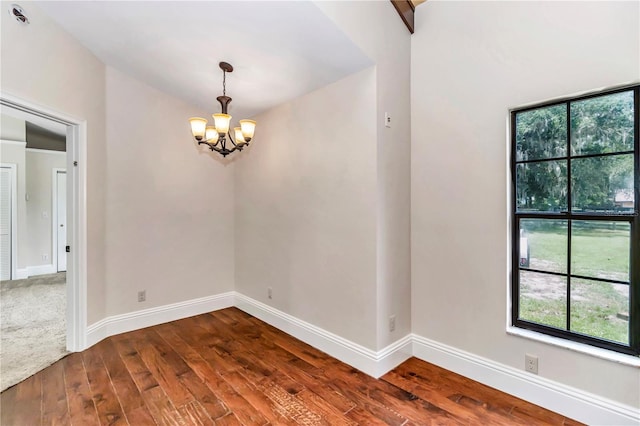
[[314, 0, 412, 349], [235, 68, 379, 347], [1, 2, 236, 323], [1, 0, 107, 322], [235, 1, 411, 351], [411, 1, 640, 408], [25, 149, 66, 268], [104, 67, 235, 315], [1, 115, 26, 142]]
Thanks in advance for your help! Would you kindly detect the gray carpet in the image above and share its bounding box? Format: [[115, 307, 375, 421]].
[[0, 272, 69, 391]]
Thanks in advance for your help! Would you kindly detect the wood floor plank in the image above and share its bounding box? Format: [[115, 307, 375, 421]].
[[157, 320, 270, 426], [320, 358, 466, 425], [229, 349, 354, 425], [237, 340, 400, 426], [384, 369, 488, 422], [389, 358, 571, 425], [290, 388, 357, 425], [138, 385, 186, 426], [177, 370, 230, 421], [220, 369, 299, 425], [0, 383, 19, 424], [392, 358, 519, 413], [132, 329, 194, 408], [62, 352, 100, 426], [166, 317, 239, 375], [213, 412, 243, 426], [1, 307, 583, 426], [241, 312, 328, 368], [176, 400, 215, 426], [153, 324, 232, 421], [112, 332, 189, 425], [98, 338, 155, 425], [110, 334, 159, 393], [82, 345, 127, 426], [42, 359, 70, 425], [236, 318, 416, 425], [230, 326, 360, 416], [12, 370, 43, 425]]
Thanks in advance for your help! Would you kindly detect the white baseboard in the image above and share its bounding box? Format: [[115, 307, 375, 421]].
[[82, 291, 639, 424], [234, 293, 412, 378], [26, 264, 56, 277], [412, 334, 640, 426], [86, 292, 235, 348], [15, 268, 28, 279]]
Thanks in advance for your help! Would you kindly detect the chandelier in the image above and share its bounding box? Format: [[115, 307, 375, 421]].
[[189, 62, 256, 157]]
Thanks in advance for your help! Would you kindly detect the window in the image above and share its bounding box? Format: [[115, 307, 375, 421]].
[[511, 85, 639, 355]]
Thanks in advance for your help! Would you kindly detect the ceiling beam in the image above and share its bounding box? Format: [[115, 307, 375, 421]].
[[390, 0, 415, 34]]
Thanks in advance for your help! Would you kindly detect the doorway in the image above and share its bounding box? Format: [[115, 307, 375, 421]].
[[1, 114, 69, 390], [0, 94, 87, 390]]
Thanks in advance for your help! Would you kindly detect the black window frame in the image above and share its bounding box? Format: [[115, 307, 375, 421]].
[[510, 84, 640, 356]]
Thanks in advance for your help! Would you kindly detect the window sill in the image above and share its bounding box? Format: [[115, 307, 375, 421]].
[[506, 326, 640, 368]]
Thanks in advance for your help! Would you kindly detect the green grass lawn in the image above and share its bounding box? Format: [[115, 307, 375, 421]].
[[519, 223, 630, 344]]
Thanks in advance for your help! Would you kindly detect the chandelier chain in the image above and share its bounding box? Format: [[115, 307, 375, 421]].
[[223, 70, 226, 96]]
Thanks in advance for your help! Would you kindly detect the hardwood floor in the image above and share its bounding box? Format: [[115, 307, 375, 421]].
[[0, 308, 582, 425]]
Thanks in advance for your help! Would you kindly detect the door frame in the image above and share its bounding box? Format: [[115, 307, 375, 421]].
[[1, 93, 88, 352], [0, 163, 18, 280], [52, 168, 66, 273]]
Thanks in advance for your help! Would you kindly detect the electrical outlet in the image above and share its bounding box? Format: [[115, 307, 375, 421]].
[[525, 354, 538, 374], [389, 315, 396, 332], [138, 290, 146, 302], [268, 287, 273, 299], [42, 254, 48, 261], [384, 112, 392, 128]]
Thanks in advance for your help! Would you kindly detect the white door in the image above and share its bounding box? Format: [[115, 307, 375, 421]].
[[0, 167, 11, 280], [56, 171, 67, 272]]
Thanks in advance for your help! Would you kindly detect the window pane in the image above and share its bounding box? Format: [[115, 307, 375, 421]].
[[571, 91, 635, 156], [516, 105, 567, 161], [571, 154, 634, 213], [570, 278, 629, 344], [519, 271, 566, 329], [516, 161, 567, 212], [520, 219, 567, 273], [571, 221, 630, 282]]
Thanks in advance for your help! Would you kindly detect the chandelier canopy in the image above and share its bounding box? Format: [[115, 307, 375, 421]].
[[189, 62, 256, 157]]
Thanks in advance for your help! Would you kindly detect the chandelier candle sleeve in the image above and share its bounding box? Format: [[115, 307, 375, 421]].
[[188, 61, 257, 158], [234, 127, 245, 144], [189, 117, 207, 141], [205, 126, 218, 143], [213, 113, 231, 135], [239, 119, 256, 142]]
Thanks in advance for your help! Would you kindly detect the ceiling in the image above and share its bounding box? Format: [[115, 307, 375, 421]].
[[34, 1, 373, 120]]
